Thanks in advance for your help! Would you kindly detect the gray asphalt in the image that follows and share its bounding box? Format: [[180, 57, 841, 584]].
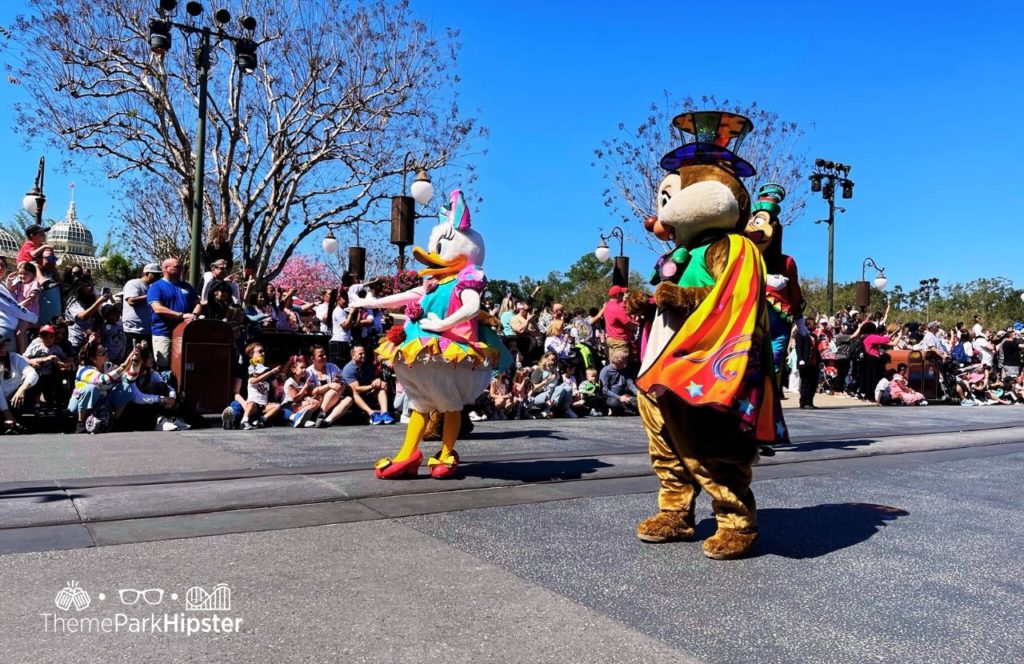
[[399, 452, 1024, 664], [1, 447, 1020, 663], [0, 405, 1022, 482]]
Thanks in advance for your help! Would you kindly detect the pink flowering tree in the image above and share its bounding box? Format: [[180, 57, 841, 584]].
[[273, 254, 335, 302]]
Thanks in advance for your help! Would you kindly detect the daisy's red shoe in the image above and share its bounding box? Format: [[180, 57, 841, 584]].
[[427, 450, 460, 479], [375, 450, 423, 479]]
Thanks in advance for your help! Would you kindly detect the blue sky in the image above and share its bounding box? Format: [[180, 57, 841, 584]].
[[2, 1, 1023, 295]]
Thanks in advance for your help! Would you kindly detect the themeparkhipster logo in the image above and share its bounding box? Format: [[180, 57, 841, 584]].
[[41, 581, 243, 636]]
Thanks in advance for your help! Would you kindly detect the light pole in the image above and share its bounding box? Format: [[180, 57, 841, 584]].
[[22, 156, 47, 227], [854, 257, 887, 310], [147, 0, 260, 287], [322, 222, 366, 283], [595, 226, 629, 287], [809, 158, 855, 316], [390, 152, 434, 273], [917, 277, 939, 322]]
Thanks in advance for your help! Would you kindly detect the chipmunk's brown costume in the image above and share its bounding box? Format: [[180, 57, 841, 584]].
[[631, 111, 787, 560]]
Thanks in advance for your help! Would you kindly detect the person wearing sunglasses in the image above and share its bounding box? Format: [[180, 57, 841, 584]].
[[67, 335, 140, 434]]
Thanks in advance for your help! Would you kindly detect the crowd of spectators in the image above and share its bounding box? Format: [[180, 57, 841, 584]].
[[787, 306, 1024, 408], [5, 219, 1023, 436]]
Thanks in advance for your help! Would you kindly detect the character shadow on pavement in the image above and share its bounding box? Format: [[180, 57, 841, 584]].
[[695, 502, 909, 559], [460, 458, 612, 482], [0, 488, 79, 502], [774, 438, 877, 453], [468, 429, 568, 441]]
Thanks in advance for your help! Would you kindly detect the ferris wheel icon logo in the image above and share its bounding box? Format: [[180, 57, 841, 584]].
[[185, 583, 231, 611]]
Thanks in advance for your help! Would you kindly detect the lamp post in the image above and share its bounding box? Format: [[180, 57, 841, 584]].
[[146, 0, 260, 287], [22, 156, 47, 227], [917, 277, 940, 322], [390, 152, 434, 272], [810, 158, 856, 316], [854, 257, 887, 310], [595, 226, 629, 287]]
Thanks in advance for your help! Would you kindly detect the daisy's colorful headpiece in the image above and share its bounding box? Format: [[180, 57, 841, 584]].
[[441, 189, 472, 231]]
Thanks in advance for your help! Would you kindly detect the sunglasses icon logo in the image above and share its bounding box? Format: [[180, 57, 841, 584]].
[[119, 588, 164, 606]]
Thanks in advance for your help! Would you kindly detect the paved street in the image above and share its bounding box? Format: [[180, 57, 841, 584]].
[[1, 405, 1022, 662]]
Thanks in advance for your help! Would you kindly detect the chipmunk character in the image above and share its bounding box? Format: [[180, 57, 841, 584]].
[[633, 111, 787, 560], [743, 183, 805, 384], [350, 189, 506, 479]]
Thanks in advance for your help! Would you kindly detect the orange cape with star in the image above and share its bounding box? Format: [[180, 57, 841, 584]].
[[636, 235, 787, 443]]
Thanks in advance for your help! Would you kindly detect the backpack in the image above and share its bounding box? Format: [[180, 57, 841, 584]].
[[952, 343, 970, 365]]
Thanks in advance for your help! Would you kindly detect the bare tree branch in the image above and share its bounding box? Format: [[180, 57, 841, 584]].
[[9, 0, 484, 281], [593, 93, 811, 253]]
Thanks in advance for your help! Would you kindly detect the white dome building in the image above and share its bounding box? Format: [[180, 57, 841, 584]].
[[48, 200, 105, 272], [0, 229, 19, 258]]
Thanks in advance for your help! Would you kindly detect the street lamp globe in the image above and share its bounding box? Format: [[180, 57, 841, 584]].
[[22, 194, 44, 216], [874, 275, 888, 289], [322, 229, 339, 254], [410, 169, 433, 205], [1020, 292, 1024, 303], [595, 240, 611, 263]]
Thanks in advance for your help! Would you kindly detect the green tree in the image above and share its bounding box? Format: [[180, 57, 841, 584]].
[[95, 251, 137, 288], [514, 253, 648, 312], [800, 276, 1024, 330]]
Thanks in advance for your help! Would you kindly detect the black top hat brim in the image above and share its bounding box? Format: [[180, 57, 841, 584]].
[[659, 143, 756, 178]]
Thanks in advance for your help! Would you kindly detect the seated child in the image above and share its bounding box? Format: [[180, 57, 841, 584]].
[[24, 324, 71, 411], [282, 355, 321, 428], [100, 304, 127, 364], [244, 342, 282, 428], [488, 369, 514, 420], [577, 366, 604, 416], [511, 367, 533, 420], [888, 363, 927, 406]]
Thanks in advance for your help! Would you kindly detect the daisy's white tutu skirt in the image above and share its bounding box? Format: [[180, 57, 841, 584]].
[[394, 356, 491, 413]]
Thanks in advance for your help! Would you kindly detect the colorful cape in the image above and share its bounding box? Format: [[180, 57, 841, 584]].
[[636, 235, 788, 443]]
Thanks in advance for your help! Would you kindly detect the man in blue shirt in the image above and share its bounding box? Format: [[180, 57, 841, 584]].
[[342, 345, 393, 424], [147, 257, 200, 368], [599, 349, 639, 415]]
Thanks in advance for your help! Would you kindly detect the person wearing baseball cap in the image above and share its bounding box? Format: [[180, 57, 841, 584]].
[[122, 263, 162, 349], [23, 323, 70, 414], [604, 284, 636, 362], [17, 224, 52, 266], [921, 320, 949, 361]]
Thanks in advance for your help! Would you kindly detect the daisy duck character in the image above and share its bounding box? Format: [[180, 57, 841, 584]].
[[349, 189, 505, 479]]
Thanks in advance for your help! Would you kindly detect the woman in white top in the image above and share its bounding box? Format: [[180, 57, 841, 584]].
[[305, 345, 353, 428], [330, 288, 359, 365], [543, 319, 573, 360]]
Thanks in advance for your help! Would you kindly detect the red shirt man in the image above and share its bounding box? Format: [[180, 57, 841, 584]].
[[604, 285, 636, 359]]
